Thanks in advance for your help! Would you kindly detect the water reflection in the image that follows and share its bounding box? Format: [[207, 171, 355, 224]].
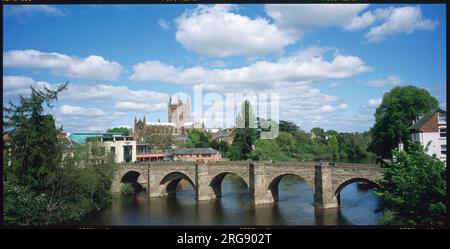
[[79, 174, 381, 225]]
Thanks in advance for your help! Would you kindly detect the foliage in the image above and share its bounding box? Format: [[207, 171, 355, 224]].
[[3, 84, 68, 192], [107, 127, 130, 136], [328, 135, 339, 159], [375, 141, 446, 225], [311, 127, 325, 140], [143, 127, 173, 150], [369, 86, 439, 158], [252, 138, 292, 161], [3, 84, 117, 225], [229, 101, 257, 160], [120, 183, 135, 195], [184, 129, 211, 148], [279, 120, 300, 135], [209, 139, 230, 154]]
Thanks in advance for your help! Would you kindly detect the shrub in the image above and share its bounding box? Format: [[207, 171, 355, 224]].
[[120, 183, 135, 195]]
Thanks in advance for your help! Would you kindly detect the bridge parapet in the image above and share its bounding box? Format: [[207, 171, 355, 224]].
[[112, 161, 383, 209]]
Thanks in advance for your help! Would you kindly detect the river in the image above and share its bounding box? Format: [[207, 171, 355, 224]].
[[79, 174, 382, 225]]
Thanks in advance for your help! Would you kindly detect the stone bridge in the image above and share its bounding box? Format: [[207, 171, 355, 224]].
[[111, 161, 383, 208]]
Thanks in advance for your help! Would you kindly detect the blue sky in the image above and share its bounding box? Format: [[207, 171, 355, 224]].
[[3, 4, 446, 133]]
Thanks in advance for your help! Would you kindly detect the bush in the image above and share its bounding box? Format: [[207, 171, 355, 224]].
[[120, 183, 135, 195], [3, 184, 51, 225]]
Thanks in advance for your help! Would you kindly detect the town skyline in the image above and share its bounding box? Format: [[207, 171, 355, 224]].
[[3, 4, 446, 133]]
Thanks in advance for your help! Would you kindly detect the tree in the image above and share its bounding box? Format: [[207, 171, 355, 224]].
[[279, 120, 300, 135], [3, 83, 118, 225], [143, 126, 173, 150], [369, 86, 439, 158], [184, 129, 211, 148], [375, 141, 446, 225], [328, 135, 339, 159], [230, 101, 257, 160], [107, 127, 130, 136], [3, 84, 68, 192], [311, 127, 325, 141], [210, 139, 230, 154]]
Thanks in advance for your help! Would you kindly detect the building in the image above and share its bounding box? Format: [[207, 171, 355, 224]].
[[131, 96, 203, 148], [136, 153, 166, 162], [100, 135, 136, 163], [68, 132, 137, 163], [211, 128, 235, 145], [410, 108, 446, 161], [172, 147, 222, 163]]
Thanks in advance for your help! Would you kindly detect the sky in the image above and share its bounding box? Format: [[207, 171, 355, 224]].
[[3, 4, 446, 133]]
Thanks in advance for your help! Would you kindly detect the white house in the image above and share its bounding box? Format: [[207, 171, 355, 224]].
[[101, 135, 137, 163], [410, 108, 446, 162]]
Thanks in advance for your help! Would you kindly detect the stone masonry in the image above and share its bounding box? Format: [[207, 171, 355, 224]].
[[111, 161, 382, 209]]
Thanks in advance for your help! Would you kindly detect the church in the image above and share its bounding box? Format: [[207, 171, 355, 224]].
[[132, 96, 203, 147]]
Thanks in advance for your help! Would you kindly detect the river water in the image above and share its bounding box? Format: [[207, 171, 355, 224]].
[[79, 174, 381, 226]]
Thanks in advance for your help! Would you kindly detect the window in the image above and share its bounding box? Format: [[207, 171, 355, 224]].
[[440, 128, 446, 138], [110, 147, 115, 154], [441, 145, 447, 155], [438, 114, 446, 124]]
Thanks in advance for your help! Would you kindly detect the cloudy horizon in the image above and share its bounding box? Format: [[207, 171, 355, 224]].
[[3, 4, 446, 133]]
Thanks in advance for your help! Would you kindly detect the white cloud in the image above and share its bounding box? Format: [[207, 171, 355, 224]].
[[3, 76, 170, 106], [115, 101, 167, 112], [368, 98, 382, 108], [158, 18, 171, 30], [368, 75, 404, 87], [130, 46, 372, 89], [3, 50, 123, 81], [175, 4, 295, 57], [328, 82, 339, 88], [364, 6, 438, 42], [266, 4, 369, 35], [58, 105, 105, 117], [3, 75, 53, 97], [4, 5, 67, 18], [344, 11, 378, 31]]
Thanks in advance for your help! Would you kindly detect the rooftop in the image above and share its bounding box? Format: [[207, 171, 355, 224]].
[[410, 108, 446, 131], [68, 132, 124, 144], [173, 147, 219, 155]]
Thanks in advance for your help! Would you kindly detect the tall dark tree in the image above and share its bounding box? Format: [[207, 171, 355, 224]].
[[230, 101, 257, 160], [369, 86, 438, 158], [3, 84, 68, 192]]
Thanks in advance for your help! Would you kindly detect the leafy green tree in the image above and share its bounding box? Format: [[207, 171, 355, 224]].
[[328, 135, 339, 159], [311, 127, 325, 141], [210, 139, 230, 154], [275, 132, 297, 156], [184, 129, 211, 148], [279, 120, 300, 135], [143, 128, 173, 150], [107, 127, 130, 136], [369, 86, 439, 158], [293, 130, 314, 161], [375, 141, 446, 225], [252, 139, 292, 161]]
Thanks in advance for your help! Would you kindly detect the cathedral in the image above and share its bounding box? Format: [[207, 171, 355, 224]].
[[132, 96, 203, 146]]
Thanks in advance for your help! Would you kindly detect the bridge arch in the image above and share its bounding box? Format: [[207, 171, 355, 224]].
[[120, 170, 146, 192], [333, 177, 380, 205], [209, 172, 249, 198], [160, 171, 196, 196], [268, 174, 314, 202]]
